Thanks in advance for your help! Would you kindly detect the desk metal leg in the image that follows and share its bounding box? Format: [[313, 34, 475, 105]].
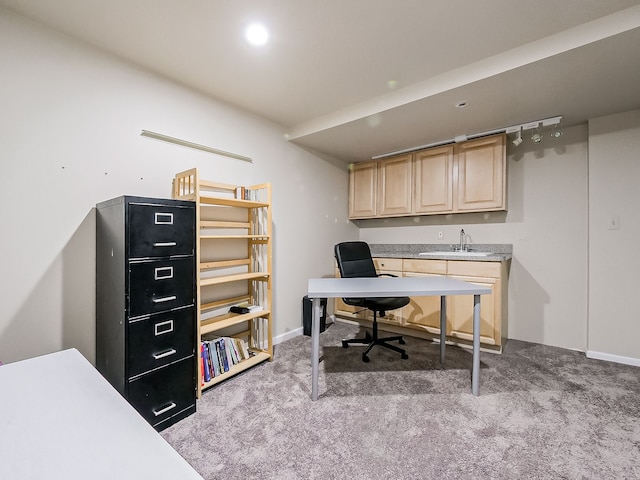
[[472, 294, 481, 396], [311, 297, 321, 401], [440, 296, 446, 363]]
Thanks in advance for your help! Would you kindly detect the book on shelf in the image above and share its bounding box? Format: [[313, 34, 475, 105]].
[[214, 340, 226, 373], [200, 346, 206, 385], [202, 344, 211, 383], [233, 186, 259, 201], [208, 341, 221, 376], [236, 337, 250, 359], [250, 316, 269, 351], [200, 336, 252, 381]]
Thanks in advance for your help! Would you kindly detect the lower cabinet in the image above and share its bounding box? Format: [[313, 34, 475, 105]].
[[403, 259, 448, 335], [334, 257, 509, 352], [446, 261, 506, 347]]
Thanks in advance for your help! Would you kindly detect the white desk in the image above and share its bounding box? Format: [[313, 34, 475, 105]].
[[307, 276, 491, 401], [0, 348, 203, 480]]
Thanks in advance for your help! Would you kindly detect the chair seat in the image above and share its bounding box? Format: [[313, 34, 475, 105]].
[[343, 296, 410, 312]]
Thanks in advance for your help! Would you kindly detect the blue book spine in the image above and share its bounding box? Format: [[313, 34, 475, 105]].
[[219, 339, 229, 372], [202, 343, 211, 382]]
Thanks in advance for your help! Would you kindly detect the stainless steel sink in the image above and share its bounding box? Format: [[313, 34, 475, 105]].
[[418, 251, 493, 257]]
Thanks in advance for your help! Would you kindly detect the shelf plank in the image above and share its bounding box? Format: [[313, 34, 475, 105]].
[[200, 259, 250, 270], [200, 271, 269, 287], [200, 234, 271, 240], [200, 295, 250, 312], [200, 309, 271, 335], [199, 196, 269, 208], [200, 220, 250, 229], [202, 351, 271, 389]]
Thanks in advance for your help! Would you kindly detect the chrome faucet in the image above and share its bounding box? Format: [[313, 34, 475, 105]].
[[459, 229, 466, 251]]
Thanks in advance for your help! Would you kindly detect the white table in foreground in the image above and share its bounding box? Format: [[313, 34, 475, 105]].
[[307, 276, 491, 401], [0, 348, 203, 480]]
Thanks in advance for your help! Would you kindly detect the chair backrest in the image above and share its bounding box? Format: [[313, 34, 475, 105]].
[[334, 242, 378, 278]]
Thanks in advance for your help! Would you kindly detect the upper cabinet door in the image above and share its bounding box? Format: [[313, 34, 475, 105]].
[[377, 153, 412, 216], [349, 161, 378, 218], [455, 134, 506, 211], [413, 145, 454, 214]]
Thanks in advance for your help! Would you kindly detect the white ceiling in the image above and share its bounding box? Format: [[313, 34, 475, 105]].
[[3, 0, 640, 162]]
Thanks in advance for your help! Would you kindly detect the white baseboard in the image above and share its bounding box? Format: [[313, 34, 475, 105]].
[[586, 350, 640, 367], [273, 327, 303, 345]]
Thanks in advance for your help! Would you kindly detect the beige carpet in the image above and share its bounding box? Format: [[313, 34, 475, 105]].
[[162, 321, 640, 479]]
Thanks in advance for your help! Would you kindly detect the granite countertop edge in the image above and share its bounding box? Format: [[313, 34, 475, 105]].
[[369, 244, 513, 262]]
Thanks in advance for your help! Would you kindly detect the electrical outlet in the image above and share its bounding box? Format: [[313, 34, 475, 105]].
[[438, 231, 444, 240]]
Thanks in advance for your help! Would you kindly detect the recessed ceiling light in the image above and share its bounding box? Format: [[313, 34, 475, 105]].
[[245, 23, 269, 46]]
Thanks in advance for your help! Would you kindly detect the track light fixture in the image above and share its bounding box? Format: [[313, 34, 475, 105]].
[[372, 115, 563, 159], [505, 116, 562, 148], [550, 124, 563, 138], [512, 128, 523, 146], [531, 127, 542, 144]]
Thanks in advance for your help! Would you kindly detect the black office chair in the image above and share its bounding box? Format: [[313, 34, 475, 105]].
[[334, 241, 410, 362]]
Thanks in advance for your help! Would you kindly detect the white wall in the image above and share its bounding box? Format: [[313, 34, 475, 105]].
[[0, 8, 357, 364], [588, 109, 640, 364], [359, 125, 590, 352]]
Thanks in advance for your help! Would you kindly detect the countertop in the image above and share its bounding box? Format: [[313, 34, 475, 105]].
[[369, 243, 512, 262]]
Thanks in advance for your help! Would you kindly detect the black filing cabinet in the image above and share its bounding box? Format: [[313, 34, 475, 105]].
[[96, 196, 196, 431]]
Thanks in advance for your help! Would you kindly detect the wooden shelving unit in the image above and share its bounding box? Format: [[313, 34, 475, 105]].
[[172, 168, 273, 397]]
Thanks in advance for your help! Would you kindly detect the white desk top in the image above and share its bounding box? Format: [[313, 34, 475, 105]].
[[0, 349, 202, 480], [308, 276, 491, 298]]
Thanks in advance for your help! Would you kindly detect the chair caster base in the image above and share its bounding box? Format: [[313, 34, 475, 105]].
[[362, 354, 370, 363], [399, 338, 406, 345], [342, 341, 348, 348], [401, 353, 409, 360]]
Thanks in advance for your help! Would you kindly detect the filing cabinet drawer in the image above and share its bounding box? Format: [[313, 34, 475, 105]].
[[127, 308, 195, 378], [128, 257, 194, 317], [128, 203, 195, 258], [127, 358, 195, 427]]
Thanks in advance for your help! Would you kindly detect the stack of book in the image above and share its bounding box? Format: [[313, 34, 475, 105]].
[[200, 337, 252, 383]]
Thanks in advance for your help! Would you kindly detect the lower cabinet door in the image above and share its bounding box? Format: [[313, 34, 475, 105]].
[[127, 358, 195, 429], [446, 274, 498, 346], [402, 272, 446, 334]]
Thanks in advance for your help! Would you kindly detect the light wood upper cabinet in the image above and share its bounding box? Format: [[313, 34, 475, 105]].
[[377, 154, 413, 216], [349, 161, 378, 218], [348, 133, 506, 219], [454, 134, 506, 211], [414, 145, 454, 214]]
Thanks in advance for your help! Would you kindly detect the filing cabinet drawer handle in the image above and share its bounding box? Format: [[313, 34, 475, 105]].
[[153, 242, 177, 248], [152, 295, 177, 304], [154, 320, 174, 336], [154, 212, 174, 225], [154, 266, 174, 280], [152, 348, 177, 360], [152, 402, 177, 417]]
